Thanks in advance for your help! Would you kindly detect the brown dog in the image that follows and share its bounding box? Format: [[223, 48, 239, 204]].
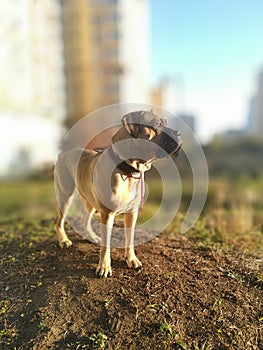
[[54, 110, 182, 277]]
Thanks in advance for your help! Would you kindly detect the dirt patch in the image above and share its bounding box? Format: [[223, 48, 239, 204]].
[[0, 218, 262, 349]]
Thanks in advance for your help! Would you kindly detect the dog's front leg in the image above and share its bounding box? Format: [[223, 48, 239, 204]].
[[124, 211, 142, 269], [96, 212, 115, 277]]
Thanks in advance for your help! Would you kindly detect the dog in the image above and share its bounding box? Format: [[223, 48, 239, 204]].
[[54, 110, 182, 277]]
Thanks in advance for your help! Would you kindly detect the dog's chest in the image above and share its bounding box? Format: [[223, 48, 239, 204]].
[[113, 176, 143, 213]]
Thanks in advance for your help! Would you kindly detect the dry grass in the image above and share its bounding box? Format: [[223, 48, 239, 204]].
[[0, 177, 262, 256], [0, 178, 262, 349]]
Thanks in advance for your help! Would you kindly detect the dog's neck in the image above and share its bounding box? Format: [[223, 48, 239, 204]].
[[108, 146, 141, 176]]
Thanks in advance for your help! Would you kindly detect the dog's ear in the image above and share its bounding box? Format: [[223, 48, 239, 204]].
[[122, 110, 168, 138], [122, 112, 142, 138]]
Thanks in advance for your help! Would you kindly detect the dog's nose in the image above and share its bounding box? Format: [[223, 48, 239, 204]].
[[175, 130, 182, 142], [175, 130, 182, 143]]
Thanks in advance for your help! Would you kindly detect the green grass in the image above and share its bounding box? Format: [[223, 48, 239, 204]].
[[0, 180, 56, 221], [89, 332, 108, 348], [0, 177, 262, 350], [0, 178, 262, 256]]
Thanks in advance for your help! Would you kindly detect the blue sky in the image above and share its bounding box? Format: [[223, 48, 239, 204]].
[[150, 0, 263, 141]]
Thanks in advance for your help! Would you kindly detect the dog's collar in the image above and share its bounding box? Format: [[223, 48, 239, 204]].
[[108, 146, 145, 207], [108, 146, 141, 177]]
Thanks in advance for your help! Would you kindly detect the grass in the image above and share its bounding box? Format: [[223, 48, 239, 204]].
[[0, 177, 262, 257], [89, 332, 108, 348], [0, 179, 56, 221], [0, 178, 262, 349], [160, 319, 175, 337]]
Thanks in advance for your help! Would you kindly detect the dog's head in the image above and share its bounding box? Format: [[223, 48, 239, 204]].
[[111, 110, 182, 172], [121, 110, 167, 139]]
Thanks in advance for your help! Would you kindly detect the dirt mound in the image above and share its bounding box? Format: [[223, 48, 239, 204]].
[[0, 218, 262, 349]]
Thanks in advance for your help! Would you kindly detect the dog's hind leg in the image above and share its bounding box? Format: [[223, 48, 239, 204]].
[[82, 206, 101, 243], [54, 163, 75, 248], [55, 192, 74, 248], [124, 211, 142, 269]]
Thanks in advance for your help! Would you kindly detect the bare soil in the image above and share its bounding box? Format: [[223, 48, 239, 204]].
[[0, 218, 263, 349]]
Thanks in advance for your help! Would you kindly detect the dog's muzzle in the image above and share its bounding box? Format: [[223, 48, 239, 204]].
[[152, 127, 182, 158]]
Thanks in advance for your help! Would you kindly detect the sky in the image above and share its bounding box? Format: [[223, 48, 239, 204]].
[[1, 0, 263, 175], [150, 0, 263, 141]]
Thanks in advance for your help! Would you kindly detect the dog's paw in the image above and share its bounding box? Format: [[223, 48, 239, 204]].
[[87, 231, 101, 244], [126, 256, 142, 270], [96, 264, 112, 278], [59, 239, 72, 249]]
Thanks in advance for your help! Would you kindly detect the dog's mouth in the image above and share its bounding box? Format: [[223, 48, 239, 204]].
[[166, 138, 182, 156], [110, 125, 182, 175], [127, 159, 152, 172], [152, 128, 182, 158], [125, 129, 182, 170]]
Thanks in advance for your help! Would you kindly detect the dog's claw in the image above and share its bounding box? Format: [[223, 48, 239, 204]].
[[89, 233, 101, 244], [126, 257, 142, 269], [96, 265, 112, 278], [59, 239, 73, 249], [82, 230, 101, 244]]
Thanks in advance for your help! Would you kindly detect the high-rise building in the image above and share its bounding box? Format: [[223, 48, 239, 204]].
[[247, 67, 263, 138], [0, 0, 66, 120], [151, 78, 177, 113], [0, 0, 32, 110], [30, 0, 150, 127], [0, 0, 150, 176], [246, 96, 256, 134], [1, 0, 150, 126], [29, 0, 66, 121]]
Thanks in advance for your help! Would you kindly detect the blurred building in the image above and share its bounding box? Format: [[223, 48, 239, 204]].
[[177, 113, 196, 134], [16, 0, 152, 127], [31, 0, 150, 127], [246, 67, 263, 138], [0, 0, 150, 176], [0, 0, 66, 177], [29, 0, 66, 122], [151, 77, 177, 113], [1, 0, 150, 125], [214, 67, 263, 144], [246, 96, 256, 134], [0, 0, 67, 119], [213, 129, 247, 144]]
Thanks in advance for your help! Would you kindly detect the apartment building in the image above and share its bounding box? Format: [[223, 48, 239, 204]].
[[64, 0, 150, 126], [246, 67, 263, 138], [0, 0, 150, 175], [2, 0, 150, 122]]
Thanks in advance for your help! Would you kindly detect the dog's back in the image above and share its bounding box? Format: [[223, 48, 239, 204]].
[[54, 148, 96, 203]]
